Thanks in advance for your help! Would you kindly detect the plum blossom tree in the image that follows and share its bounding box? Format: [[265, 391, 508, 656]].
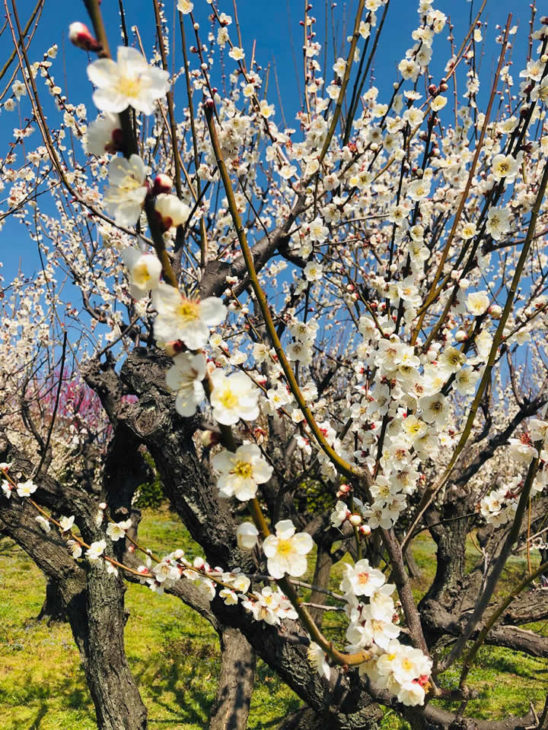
[[0, 0, 547, 728]]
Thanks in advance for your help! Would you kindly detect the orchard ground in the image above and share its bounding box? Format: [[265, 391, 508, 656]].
[[1, 507, 545, 729]]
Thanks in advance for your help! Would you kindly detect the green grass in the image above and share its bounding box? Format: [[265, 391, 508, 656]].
[[1, 510, 546, 728], [0, 509, 298, 729]]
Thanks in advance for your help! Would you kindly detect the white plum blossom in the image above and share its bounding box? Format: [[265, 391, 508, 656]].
[[419, 393, 449, 426], [307, 642, 331, 680], [340, 559, 385, 598], [331, 500, 351, 528], [486, 207, 511, 241], [236, 522, 259, 550], [491, 154, 519, 181], [59, 515, 75, 532], [85, 112, 122, 156], [153, 283, 226, 349], [87, 46, 170, 115], [166, 352, 206, 417], [262, 520, 314, 579], [242, 586, 297, 625], [121, 247, 162, 299], [304, 261, 323, 282], [16, 479, 38, 497], [466, 291, 490, 316], [106, 519, 132, 541], [68, 540, 83, 559], [104, 155, 148, 226], [209, 369, 260, 426], [508, 436, 538, 464], [35, 515, 51, 533], [1, 480, 13, 499], [212, 443, 273, 501], [86, 539, 107, 562], [177, 0, 193, 12], [154, 194, 191, 230]]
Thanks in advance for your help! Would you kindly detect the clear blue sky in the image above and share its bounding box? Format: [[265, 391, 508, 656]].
[[0, 0, 534, 278]]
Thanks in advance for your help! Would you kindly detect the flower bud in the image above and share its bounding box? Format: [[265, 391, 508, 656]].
[[155, 193, 191, 231], [68, 22, 102, 52], [152, 174, 173, 195], [349, 513, 362, 527], [236, 522, 259, 550], [164, 340, 186, 357]]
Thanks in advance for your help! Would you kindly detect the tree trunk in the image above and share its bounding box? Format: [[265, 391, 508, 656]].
[[65, 563, 148, 730], [209, 627, 256, 730], [37, 578, 66, 623], [0, 492, 148, 730], [307, 543, 334, 628]]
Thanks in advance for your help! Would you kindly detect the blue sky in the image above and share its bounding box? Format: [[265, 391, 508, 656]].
[[0, 0, 534, 279]]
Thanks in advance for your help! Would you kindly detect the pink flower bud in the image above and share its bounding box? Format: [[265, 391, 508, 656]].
[[68, 22, 102, 52], [164, 340, 185, 357], [152, 174, 173, 195]]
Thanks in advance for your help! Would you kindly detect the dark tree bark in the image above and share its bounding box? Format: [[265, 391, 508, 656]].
[[0, 437, 148, 730], [307, 542, 334, 627], [208, 627, 256, 730], [37, 578, 66, 622]]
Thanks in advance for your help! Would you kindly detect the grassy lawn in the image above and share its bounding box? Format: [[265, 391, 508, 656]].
[[0, 510, 546, 728]]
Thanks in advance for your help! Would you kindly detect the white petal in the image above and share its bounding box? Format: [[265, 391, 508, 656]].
[[87, 59, 118, 87], [92, 88, 128, 113], [292, 533, 314, 555], [274, 520, 295, 539], [199, 297, 227, 325], [262, 535, 279, 558]]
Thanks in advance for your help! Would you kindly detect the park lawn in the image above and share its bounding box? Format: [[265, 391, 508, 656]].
[[0, 509, 546, 728]]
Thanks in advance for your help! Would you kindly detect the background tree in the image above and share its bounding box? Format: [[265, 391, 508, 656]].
[[0, 0, 547, 729]]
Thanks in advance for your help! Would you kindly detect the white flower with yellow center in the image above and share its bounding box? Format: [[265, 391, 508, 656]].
[[209, 369, 259, 425], [106, 519, 132, 541], [466, 290, 490, 316], [303, 260, 323, 282], [401, 414, 428, 443], [166, 352, 206, 417], [104, 155, 148, 226], [121, 247, 162, 299], [455, 367, 480, 396], [263, 520, 314, 579], [153, 283, 227, 350], [407, 178, 431, 201], [419, 393, 449, 426], [340, 558, 386, 598], [86, 539, 106, 562], [16, 479, 38, 497], [431, 95, 447, 112], [212, 443, 273, 501], [438, 346, 466, 375], [177, 0, 193, 13], [459, 221, 477, 240], [229, 46, 245, 61], [491, 153, 518, 181], [486, 207, 511, 241], [87, 46, 170, 115]]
